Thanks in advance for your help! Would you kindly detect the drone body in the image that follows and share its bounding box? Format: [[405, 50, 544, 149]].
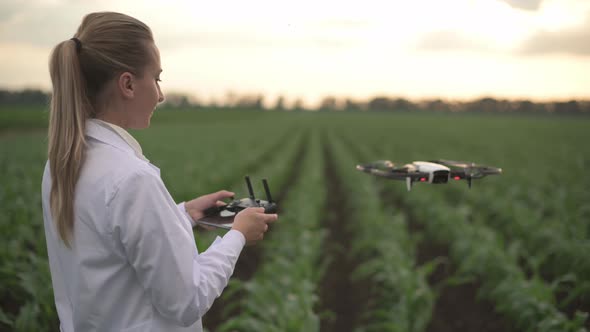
[[356, 159, 502, 191]]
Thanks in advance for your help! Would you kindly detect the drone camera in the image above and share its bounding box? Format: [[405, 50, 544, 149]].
[[432, 170, 450, 184]]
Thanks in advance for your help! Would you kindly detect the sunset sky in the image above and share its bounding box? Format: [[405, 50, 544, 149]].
[[1, 0, 589, 107]]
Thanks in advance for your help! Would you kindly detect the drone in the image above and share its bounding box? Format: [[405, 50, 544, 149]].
[[355, 159, 502, 191], [196, 176, 278, 230]]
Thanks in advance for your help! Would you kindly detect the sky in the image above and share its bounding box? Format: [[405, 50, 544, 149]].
[[1, 0, 590, 107]]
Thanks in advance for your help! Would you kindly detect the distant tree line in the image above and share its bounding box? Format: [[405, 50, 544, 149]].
[[320, 96, 590, 115], [0, 89, 49, 105], [1, 88, 589, 115]]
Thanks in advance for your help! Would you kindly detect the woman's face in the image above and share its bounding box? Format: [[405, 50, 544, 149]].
[[126, 42, 164, 129]]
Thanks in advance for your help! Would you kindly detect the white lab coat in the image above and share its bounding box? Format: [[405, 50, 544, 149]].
[[41, 119, 246, 332]]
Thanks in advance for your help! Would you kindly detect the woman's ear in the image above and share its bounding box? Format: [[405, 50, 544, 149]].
[[117, 72, 135, 99]]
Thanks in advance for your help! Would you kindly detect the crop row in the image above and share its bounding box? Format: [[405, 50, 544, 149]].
[[193, 125, 305, 252], [402, 186, 587, 331], [323, 112, 589, 330], [327, 131, 435, 332], [459, 186, 590, 285], [216, 130, 326, 331], [0, 132, 55, 330], [0, 115, 302, 331], [2, 110, 589, 331], [350, 131, 590, 331]]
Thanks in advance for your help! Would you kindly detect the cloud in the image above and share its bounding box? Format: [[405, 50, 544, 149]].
[[0, 1, 360, 52], [0, 1, 170, 48], [312, 19, 371, 30], [520, 15, 590, 56], [157, 29, 357, 51], [152, 18, 362, 51], [0, 3, 94, 48], [0, 0, 21, 22], [499, 0, 544, 11], [414, 30, 493, 53]]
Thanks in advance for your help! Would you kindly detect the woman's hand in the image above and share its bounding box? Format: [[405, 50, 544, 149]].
[[184, 190, 235, 223], [232, 207, 278, 246]]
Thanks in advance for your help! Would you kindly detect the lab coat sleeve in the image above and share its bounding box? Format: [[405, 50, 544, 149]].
[[177, 202, 196, 227], [176, 202, 227, 245], [108, 169, 245, 327]]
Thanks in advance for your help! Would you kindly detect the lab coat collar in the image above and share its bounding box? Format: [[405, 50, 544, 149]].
[[86, 119, 150, 161], [85, 119, 161, 176], [92, 119, 148, 162], [86, 119, 137, 156]]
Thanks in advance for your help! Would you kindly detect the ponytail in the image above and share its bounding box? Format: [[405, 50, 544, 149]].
[[48, 39, 90, 248], [47, 12, 154, 247]]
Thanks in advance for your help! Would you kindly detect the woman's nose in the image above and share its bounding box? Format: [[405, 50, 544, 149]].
[[158, 88, 165, 103]]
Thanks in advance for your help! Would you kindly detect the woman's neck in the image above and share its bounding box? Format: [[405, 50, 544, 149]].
[[95, 111, 129, 129]]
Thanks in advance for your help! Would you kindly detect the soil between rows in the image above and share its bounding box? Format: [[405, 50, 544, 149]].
[[202, 134, 308, 331], [339, 132, 514, 332], [379, 184, 514, 332], [317, 138, 368, 332]]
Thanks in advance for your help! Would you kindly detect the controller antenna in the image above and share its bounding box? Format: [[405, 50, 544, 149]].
[[245, 176, 255, 200], [262, 179, 273, 203]]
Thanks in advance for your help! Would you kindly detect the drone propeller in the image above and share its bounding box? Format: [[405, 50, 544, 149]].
[[464, 162, 475, 188], [432, 159, 502, 188], [374, 160, 395, 168], [467, 165, 503, 188], [356, 160, 395, 173], [468, 165, 502, 179]]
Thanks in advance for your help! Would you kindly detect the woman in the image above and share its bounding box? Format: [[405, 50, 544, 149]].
[[41, 11, 277, 332]]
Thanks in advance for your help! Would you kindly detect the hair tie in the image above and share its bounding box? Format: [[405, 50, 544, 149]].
[[70, 37, 82, 53]]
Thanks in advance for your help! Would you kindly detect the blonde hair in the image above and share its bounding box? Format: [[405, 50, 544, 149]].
[[48, 12, 154, 247]]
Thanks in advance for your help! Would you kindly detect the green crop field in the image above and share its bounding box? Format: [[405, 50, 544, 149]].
[[1, 107, 589, 332]]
